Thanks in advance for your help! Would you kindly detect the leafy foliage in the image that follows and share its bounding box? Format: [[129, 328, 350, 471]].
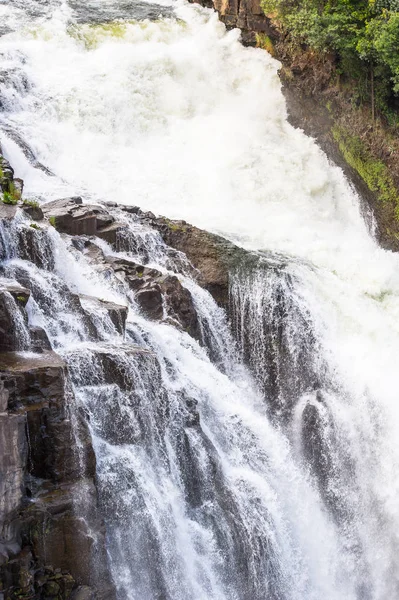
[[262, 0, 399, 117]]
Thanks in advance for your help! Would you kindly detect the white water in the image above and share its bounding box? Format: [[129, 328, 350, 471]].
[[1, 1, 399, 598]]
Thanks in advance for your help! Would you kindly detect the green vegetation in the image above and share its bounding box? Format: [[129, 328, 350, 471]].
[[49, 216, 57, 228], [23, 199, 39, 209], [2, 192, 18, 205], [261, 0, 399, 120], [30, 223, 40, 230], [256, 33, 276, 55], [332, 124, 399, 209]]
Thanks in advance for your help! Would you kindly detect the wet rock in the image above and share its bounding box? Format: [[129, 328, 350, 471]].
[[71, 585, 96, 600], [42, 197, 114, 236], [29, 326, 52, 353], [0, 349, 115, 599], [16, 225, 55, 270], [0, 351, 91, 482], [136, 286, 163, 320], [95, 222, 125, 246], [0, 398, 27, 544], [105, 256, 200, 337], [0, 282, 30, 352], [147, 216, 247, 308], [25, 483, 99, 589], [0, 281, 30, 307], [78, 295, 128, 336]]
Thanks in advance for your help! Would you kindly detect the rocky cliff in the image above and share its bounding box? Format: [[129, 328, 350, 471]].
[[0, 154, 252, 600]]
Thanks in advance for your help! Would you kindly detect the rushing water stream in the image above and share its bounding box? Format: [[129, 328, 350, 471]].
[[2, 1, 399, 599]]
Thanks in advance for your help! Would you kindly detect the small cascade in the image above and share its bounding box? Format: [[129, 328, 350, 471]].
[[0, 205, 362, 599], [229, 256, 328, 419]]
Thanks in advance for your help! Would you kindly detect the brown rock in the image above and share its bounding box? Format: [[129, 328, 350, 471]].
[[105, 255, 201, 337], [0, 351, 91, 483], [189, 0, 272, 44], [147, 217, 247, 308], [42, 197, 114, 236]]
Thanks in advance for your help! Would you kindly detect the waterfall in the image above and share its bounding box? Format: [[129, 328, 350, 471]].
[[1, 1, 399, 599]]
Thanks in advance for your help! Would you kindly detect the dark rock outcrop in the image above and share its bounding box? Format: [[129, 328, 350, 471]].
[[0, 351, 115, 600], [78, 295, 128, 337], [144, 216, 247, 308], [106, 255, 201, 337], [0, 281, 30, 352], [42, 197, 125, 244]]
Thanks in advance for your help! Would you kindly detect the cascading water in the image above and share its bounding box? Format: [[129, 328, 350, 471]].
[[2, 1, 399, 599]]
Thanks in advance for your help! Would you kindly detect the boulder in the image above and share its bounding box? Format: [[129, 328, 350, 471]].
[[29, 326, 52, 353], [42, 197, 114, 236], [22, 203, 44, 221]]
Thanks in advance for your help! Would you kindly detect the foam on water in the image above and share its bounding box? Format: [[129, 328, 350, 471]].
[[2, 0, 399, 598]]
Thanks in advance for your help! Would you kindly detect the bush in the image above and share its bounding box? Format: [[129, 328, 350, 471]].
[[261, 0, 399, 117]]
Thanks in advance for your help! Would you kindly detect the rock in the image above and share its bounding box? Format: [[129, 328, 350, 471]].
[[0, 348, 115, 599], [0, 203, 17, 221], [0, 282, 30, 352], [105, 256, 200, 337], [42, 197, 114, 236], [0, 351, 91, 483], [12, 178, 23, 201], [22, 203, 44, 221], [0, 156, 14, 193], [147, 216, 247, 308], [78, 295, 128, 336], [0, 403, 27, 543], [0, 281, 30, 307], [136, 286, 163, 320], [16, 225, 55, 270], [189, 0, 272, 44], [29, 326, 52, 352], [95, 222, 125, 246], [71, 586, 96, 600]]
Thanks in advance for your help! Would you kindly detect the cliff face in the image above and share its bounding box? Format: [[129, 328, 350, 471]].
[[190, 0, 272, 44]]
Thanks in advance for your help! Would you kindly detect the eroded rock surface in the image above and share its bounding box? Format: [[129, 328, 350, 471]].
[[0, 351, 114, 600]]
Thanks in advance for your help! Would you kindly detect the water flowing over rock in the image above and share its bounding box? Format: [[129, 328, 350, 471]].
[[2, 2, 399, 599]]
